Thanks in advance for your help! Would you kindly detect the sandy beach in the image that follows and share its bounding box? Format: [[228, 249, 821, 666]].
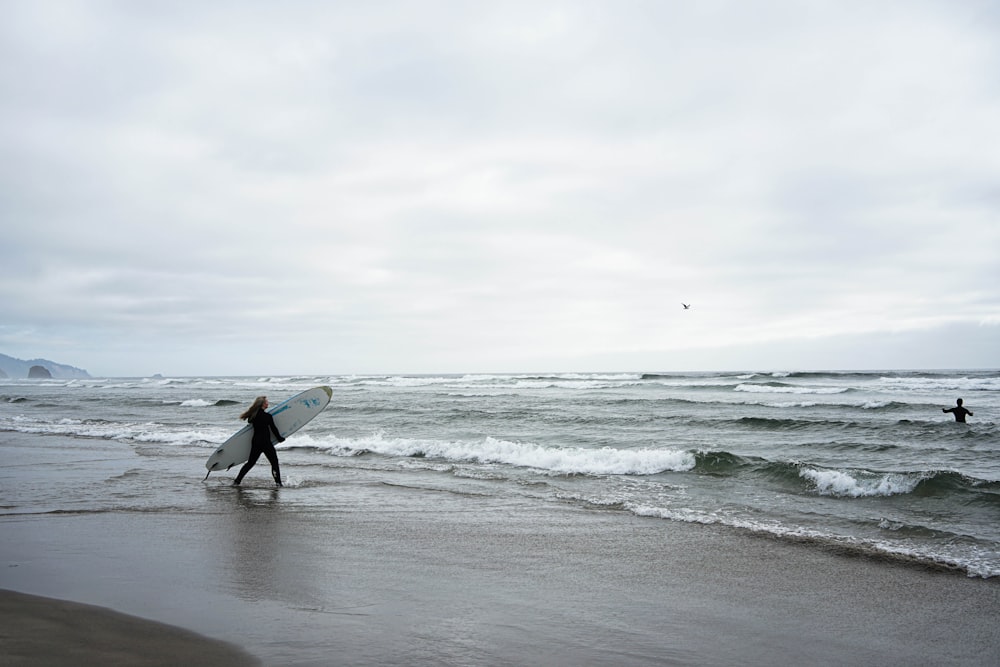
[[0, 588, 258, 666], [3, 463, 999, 666]]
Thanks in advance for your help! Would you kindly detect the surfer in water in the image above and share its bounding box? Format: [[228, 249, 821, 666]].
[[233, 396, 285, 486], [942, 398, 973, 423]]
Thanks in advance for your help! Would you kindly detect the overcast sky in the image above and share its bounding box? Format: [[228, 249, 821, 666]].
[[1, 1, 998, 377]]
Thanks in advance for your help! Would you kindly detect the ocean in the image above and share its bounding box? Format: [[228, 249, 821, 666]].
[[2, 369, 998, 582]]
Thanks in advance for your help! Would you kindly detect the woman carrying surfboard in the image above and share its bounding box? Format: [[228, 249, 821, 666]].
[[233, 396, 285, 487]]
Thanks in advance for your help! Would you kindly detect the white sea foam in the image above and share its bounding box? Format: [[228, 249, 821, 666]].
[[335, 373, 646, 391], [879, 376, 1000, 392], [878, 518, 905, 531], [0, 415, 227, 445], [132, 428, 224, 445], [734, 384, 848, 395], [179, 399, 214, 407], [628, 502, 1000, 577], [302, 432, 696, 476], [800, 467, 923, 497], [769, 401, 820, 408]]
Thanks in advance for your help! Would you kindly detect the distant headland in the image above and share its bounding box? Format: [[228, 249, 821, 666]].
[[0, 353, 91, 379]]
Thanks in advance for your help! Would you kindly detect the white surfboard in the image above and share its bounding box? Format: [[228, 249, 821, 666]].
[[204, 386, 332, 476]]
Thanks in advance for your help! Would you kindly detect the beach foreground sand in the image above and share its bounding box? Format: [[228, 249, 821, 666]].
[[0, 589, 258, 667]]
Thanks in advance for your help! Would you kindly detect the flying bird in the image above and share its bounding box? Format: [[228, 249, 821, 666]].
[[682, 303, 691, 310]]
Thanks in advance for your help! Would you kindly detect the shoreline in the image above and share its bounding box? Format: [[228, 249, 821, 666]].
[[2, 429, 1000, 665], [4, 490, 1000, 666]]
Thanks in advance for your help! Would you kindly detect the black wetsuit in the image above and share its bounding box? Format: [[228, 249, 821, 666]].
[[943, 405, 972, 423], [234, 410, 284, 485]]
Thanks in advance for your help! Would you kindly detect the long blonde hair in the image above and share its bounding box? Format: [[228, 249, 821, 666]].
[[240, 396, 267, 421]]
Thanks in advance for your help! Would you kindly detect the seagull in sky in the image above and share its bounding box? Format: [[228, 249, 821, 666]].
[[682, 303, 691, 310]]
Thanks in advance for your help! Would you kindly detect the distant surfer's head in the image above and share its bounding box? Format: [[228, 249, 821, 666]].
[[957, 398, 964, 406], [240, 396, 268, 421]]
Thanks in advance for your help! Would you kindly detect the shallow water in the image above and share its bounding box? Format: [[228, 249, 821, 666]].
[[2, 369, 998, 577]]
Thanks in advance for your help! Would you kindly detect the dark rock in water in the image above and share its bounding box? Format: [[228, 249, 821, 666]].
[[28, 365, 53, 379]]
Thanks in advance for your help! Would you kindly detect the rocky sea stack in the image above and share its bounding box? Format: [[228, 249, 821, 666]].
[[0, 353, 90, 379]]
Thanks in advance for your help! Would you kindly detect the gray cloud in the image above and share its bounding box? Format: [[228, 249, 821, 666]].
[[1, 0, 998, 375]]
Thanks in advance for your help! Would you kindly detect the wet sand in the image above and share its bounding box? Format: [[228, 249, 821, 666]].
[[2, 479, 999, 666], [0, 589, 258, 666]]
